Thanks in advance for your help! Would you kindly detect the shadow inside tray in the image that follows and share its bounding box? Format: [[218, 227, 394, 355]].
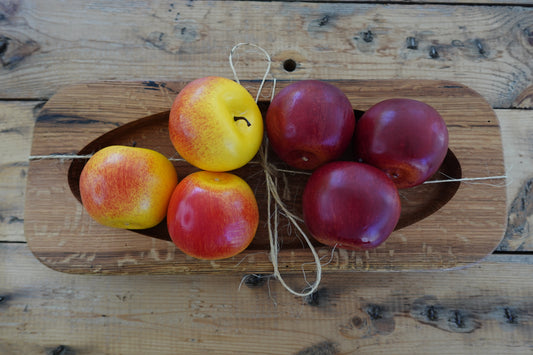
[[395, 148, 461, 230]]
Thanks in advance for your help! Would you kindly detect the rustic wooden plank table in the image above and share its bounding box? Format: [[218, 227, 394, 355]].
[[1, 1, 533, 354]]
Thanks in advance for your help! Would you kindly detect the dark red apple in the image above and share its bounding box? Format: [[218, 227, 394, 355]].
[[302, 161, 401, 250], [355, 98, 449, 189], [266, 80, 355, 170]]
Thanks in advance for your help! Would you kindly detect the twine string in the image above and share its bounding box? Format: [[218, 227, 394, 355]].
[[424, 175, 508, 184], [229, 42, 277, 102], [30, 152, 509, 186], [259, 136, 323, 297], [230, 42, 322, 297]]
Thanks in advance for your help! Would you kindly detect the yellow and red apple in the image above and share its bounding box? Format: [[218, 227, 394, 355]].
[[169, 76, 263, 172], [166, 171, 259, 260], [79, 145, 178, 229]]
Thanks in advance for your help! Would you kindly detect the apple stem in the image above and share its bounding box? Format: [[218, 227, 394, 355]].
[[234, 116, 251, 127]]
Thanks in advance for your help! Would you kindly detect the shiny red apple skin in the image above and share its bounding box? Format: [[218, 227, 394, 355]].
[[302, 161, 401, 250], [266, 80, 356, 170], [166, 171, 259, 260], [355, 98, 449, 189]]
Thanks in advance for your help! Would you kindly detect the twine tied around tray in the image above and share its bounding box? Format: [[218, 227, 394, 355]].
[[230, 42, 324, 297]]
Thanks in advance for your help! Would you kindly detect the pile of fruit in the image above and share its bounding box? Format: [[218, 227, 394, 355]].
[[79, 76, 449, 260]]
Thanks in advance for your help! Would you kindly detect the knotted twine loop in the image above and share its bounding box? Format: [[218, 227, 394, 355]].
[[229, 42, 323, 297], [229, 42, 276, 103]]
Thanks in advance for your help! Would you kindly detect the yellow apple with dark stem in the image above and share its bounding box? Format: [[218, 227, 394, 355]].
[[79, 145, 178, 229], [169, 76, 263, 172]]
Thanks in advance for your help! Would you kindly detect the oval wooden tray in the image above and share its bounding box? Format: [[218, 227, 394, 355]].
[[24, 80, 507, 274]]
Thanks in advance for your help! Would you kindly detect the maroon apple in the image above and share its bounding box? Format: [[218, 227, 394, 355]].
[[266, 80, 356, 170], [302, 161, 401, 250], [355, 98, 449, 189]]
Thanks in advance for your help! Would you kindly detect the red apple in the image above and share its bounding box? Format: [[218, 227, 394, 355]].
[[266, 80, 355, 170], [167, 171, 259, 260], [302, 161, 401, 250], [355, 98, 449, 189]]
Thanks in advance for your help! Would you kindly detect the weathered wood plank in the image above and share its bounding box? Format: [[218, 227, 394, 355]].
[[498, 110, 533, 251], [0, 1, 532, 108], [1, 243, 533, 354], [0, 101, 40, 242], [514, 85, 533, 108]]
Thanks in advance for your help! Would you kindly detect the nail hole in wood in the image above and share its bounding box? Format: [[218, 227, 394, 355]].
[[366, 304, 383, 320], [450, 310, 465, 328], [362, 30, 374, 43], [283, 58, 297, 72], [474, 39, 485, 55], [242, 274, 266, 288], [318, 15, 329, 27], [0, 35, 8, 55], [50, 345, 66, 355], [305, 290, 320, 306], [426, 305, 438, 321], [406, 37, 418, 50], [504, 307, 518, 324], [429, 46, 439, 59]]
